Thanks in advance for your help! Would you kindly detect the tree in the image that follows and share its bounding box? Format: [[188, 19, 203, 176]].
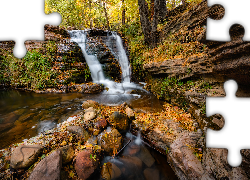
[[102, 1, 111, 31], [138, 0, 152, 45], [138, 0, 167, 47], [122, 0, 126, 26]]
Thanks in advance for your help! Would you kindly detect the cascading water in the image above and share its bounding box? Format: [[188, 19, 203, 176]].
[[68, 30, 146, 105], [107, 32, 131, 83], [68, 31, 106, 83]]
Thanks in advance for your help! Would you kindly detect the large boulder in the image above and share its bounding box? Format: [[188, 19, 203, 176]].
[[58, 145, 75, 165], [109, 111, 129, 131], [77, 83, 104, 94], [84, 107, 97, 122], [98, 128, 123, 156], [203, 148, 249, 179], [101, 162, 122, 180], [75, 149, 99, 180], [10, 145, 42, 169], [29, 150, 62, 180], [66, 126, 89, 141], [82, 100, 99, 109]]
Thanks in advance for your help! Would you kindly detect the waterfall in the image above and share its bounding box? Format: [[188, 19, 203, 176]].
[[68, 31, 105, 83], [68, 30, 146, 104], [107, 32, 131, 83]]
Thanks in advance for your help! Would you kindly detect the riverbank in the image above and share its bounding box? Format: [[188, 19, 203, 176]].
[[1, 100, 193, 179]]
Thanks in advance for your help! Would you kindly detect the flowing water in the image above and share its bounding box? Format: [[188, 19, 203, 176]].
[[0, 31, 178, 179], [68, 30, 145, 98]]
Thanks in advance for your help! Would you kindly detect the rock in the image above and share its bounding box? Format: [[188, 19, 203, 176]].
[[101, 162, 122, 180], [29, 150, 62, 180], [84, 107, 97, 121], [203, 148, 249, 180], [143, 168, 160, 180], [168, 131, 214, 180], [95, 118, 108, 130], [137, 146, 155, 167], [78, 83, 104, 94], [58, 145, 74, 165], [98, 128, 123, 156], [75, 149, 99, 180], [125, 107, 135, 119], [82, 100, 99, 109], [66, 126, 89, 141], [119, 156, 142, 177], [10, 145, 42, 169], [123, 142, 140, 156], [109, 111, 129, 131]]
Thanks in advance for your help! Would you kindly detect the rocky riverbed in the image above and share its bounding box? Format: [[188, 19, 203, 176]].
[[0, 100, 190, 180]]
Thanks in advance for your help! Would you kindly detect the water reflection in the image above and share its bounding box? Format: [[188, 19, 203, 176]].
[[0, 90, 163, 149]]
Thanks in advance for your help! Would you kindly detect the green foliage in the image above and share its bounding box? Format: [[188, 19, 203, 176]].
[[0, 50, 57, 90]]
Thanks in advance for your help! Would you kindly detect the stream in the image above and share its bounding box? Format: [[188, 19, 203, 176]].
[[0, 30, 178, 179]]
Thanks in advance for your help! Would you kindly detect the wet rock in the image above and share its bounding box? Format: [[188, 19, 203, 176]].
[[58, 145, 74, 165], [125, 107, 135, 119], [119, 156, 142, 177], [168, 131, 213, 179], [137, 146, 155, 167], [29, 150, 62, 180], [95, 118, 108, 130], [143, 168, 160, 180], [82, 100, 99, 109], [123, 141, 140, 156], [75, 149, 99, 180], [98, 128, 123, 156], [109, 111, 129, 131], [84, 107, 97, 121], [66, 126, 89, 141], [101, 162, 122, 180], [78, 83, 104, 94], [10, 145, 42, 169]]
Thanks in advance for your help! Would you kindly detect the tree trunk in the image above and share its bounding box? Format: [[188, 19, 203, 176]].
[[89, 0, 93, 28], [157, 0, 167, 23], [138, 0, 152, 45], [103, 2, 110, 31], [150, 0, 154, 21], [122, 0, 126, 26]]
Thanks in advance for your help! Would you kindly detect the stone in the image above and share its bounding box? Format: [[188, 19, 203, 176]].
[[10, 145, 42, 169], [95, 118, 108, 130], [82, 100, 99, 109], [109, 111, 129, 131], [125, 107, 135, 119], [84, 107, 97, 121], [66, 126, 89, 141], [98, 128, 123, 156], [123, 142, 140, 156], [119, 156, 142, 177], [101, 162, 122, 180], [137, 146, 155, 167], [75, 149, 99, 180], [143, 168, 160, 180], [79, 83, 104, 94], [58, 145, 74, 165], [29, 150, 62, 180], [168, 131, 213, 180]]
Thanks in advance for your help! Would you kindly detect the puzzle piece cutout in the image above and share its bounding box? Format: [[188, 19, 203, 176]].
[[0, 0, 61, 58], [206, 80, 250, 167], [207, 0, 249, 41]]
